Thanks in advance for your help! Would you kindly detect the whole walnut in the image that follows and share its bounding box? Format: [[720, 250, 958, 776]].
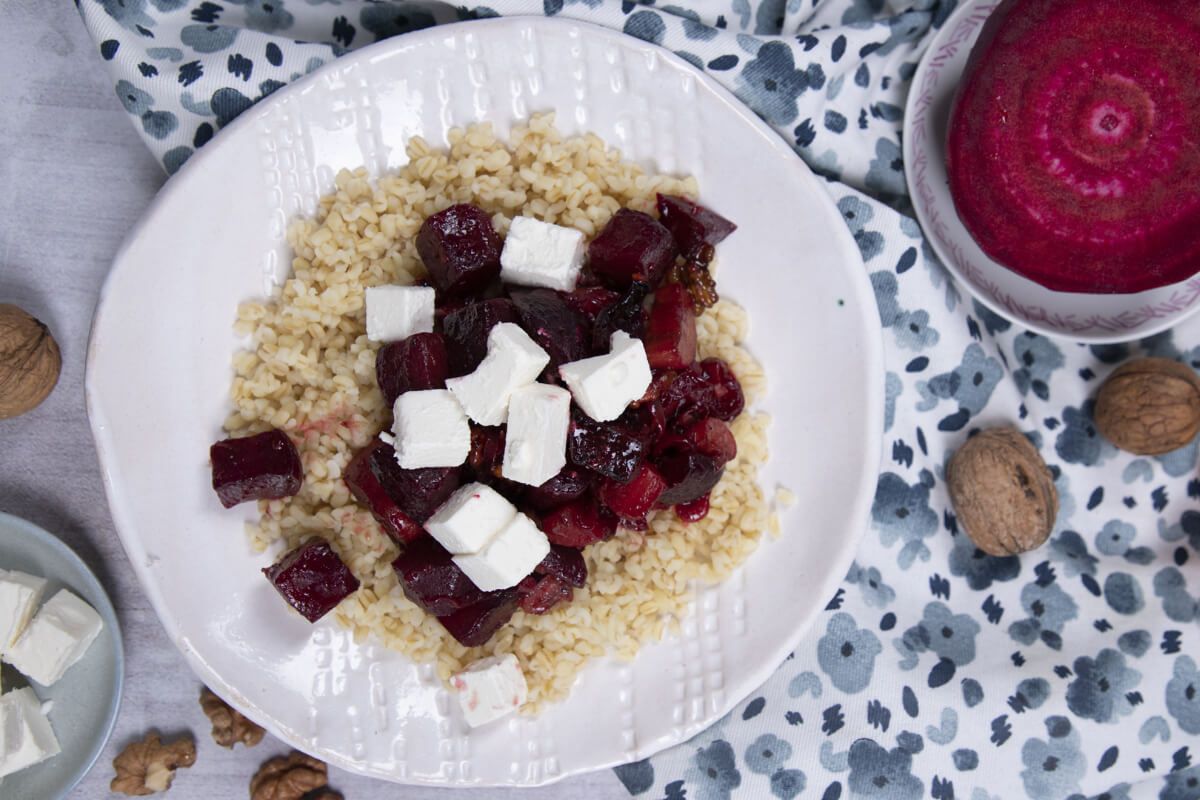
[[1094, 357, 1200, 455], [200, 686, 265, 748], [0, 304, 61, 419], [947, 427, 1057, 557], [111, 732, 197, 796], [250, 751, 329, 800]]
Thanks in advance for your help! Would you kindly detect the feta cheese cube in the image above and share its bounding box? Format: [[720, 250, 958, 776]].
[[6, 589, 104, 687], [0, 687, 60, 778], [502, 383, 570, 487], [558, 330, 653, 422], [425, 482, 516, 555], [450, 653, 528, 728], [0, 571, 46, 655], [391, 389, 470, 469], [453, 512, 549, 591], [365, 285, 435, 343], [446, 323, 549, 425], [499, 216, 586, 291]]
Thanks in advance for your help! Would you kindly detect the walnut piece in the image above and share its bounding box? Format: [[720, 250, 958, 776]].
[[1094, 357, 1200, 455], [111, 732, 197, 796], [947, 427, 1057, 557], [0, 303, 61, 419], [250, 751, 330, 800], [200, 686, 266, 748]]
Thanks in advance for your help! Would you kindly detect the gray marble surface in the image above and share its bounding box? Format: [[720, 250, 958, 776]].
[[0, 3, 628, 797]]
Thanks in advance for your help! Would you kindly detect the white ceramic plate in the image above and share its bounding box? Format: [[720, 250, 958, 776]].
[[904, 0, 1200, 343], [87, 18, 883, 786], [0, 512, 124, 799]]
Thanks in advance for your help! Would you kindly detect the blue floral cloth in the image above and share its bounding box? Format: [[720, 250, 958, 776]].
[[76, 1, 1200, 798]]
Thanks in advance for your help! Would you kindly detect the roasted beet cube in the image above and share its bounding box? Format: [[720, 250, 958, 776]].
[[436, 588, 519, 647], [466, 423, 506, 480], [392, 537, 483, 616], [210, 429, 303, 509], [540, 498, 618, 548], [567, 411, 646, 483], [656, 451, 724, 507], [517, 574, 573, 614], [523, 466, 593, 513], [344, 440, 425, 544], [263, 539, 360, 623], [699, 358, 745, 421], [361, 441, 461, 523], [588, 209, 677, 289], [536, 544, 588, 588], [375, 332, 449, 407], [592, 281, 648, 353], [564, 286, 620, 322], [656, 194, 737, 258], [416, 204, 502, 295], [442, 298, 518, 376], [686, 418, 737, 466], [599, 462, 668, 520], [644, 283, 697, 370], [510, 289, 590, 371]]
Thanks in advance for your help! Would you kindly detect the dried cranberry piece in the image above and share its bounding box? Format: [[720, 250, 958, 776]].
[[263, 539, 360, 623], [344, 440, 425, 544], [599, 462, 668, 521], [510, 289, 590, 371], [686, 418, 737, 466], [442, 298, 519, 376], [655, 194, 737, 259], [592, 281, 648, 353], [699, 358, 745, 421], [567, 411, 646, 482], [656, 451, 723, 507], [535, 545, 588, 588], [675, 494, 711, 523], [540, 498, 618, 548], [375, 332, 449, 407], [436, 588, 519, 647], [523, 467, 593, 513], [644, 283, 697, 370], [210, 429, 303, 509], [564, 286, 620, 322], [392, 537, 483, 616], [518, 574, 573, 614], [416, 204, 502, 295], [587, 209, 677, 289]]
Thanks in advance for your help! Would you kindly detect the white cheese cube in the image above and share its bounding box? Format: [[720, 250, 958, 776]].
[[425, 482, 516, 555], [391, 389, 470, 469], [499, 216, 586, 291], [0, 687, 60, 778], [446, 323, 549, 425], [502, 383, 570, 487], [365, 285, 435, 343], [558, 330, 653, 422], [0, 571, 46, 656], [453, 513, 549, 591], [450, 653, 528, 728], [6, 589, 104, 687]]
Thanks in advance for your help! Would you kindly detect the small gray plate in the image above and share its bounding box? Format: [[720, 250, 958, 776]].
[[0, 511, 124, 799]]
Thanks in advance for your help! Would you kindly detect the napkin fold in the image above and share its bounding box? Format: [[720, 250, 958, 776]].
[[76, 1, 1200, 798]]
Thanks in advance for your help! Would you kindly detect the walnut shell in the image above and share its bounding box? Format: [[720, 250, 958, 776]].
[[0, 304, 61, 419], [1093, 357, 1200, 455], [947, 427, 1057, 557]]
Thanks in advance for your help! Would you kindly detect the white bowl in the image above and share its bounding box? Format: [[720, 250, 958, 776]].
[[87, 18, 883, 786], [904, 0, 1200, 343]]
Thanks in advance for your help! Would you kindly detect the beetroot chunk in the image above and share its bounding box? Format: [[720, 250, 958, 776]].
[[591, 281, 649, 353], [437, 588, 519, 647], [946, 0, 1200, 294], [517, 574, 573, 614], [523, 466, 593, 513], [540, 498, 618, 548], [392, 537, 483, 616], [416, 204, 502, 295], [510, 289, 590, 371], [644, 283, 697, 370], [599, 462, 668, 521], [442, 298, 518, 376], [564, 286, 620, 322], [567, 411, 647, 483], [263, 540, 360, 623], [656, 451, 724, 507], [656, 194, 737, 258], [357, 440, 461, 523], [375, 332, 449, 407], [344, 440, 425, 544], [686, 418, 738, 466], [588, 209, 677, 289], [210, 429, 303, 508], [536, 545, 588, 588]]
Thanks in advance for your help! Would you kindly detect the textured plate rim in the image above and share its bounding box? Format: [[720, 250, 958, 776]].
[[0, 510, 125, 799], [902, 0, 1200, 344], [86, 16, 883, 785]]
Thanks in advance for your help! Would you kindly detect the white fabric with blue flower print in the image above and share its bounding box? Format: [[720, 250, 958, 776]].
[[76, 1, 1200, 798]]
